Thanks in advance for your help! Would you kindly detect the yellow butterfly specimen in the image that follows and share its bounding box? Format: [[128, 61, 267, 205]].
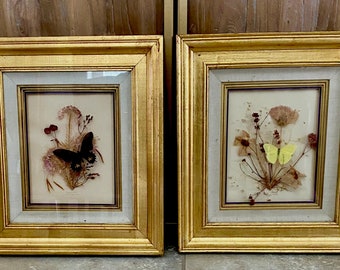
[[263, 143, 297, 165]]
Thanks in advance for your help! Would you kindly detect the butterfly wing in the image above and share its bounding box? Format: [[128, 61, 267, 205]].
[[53, 149, 79, 163], [80, 132, 96, 163], [263, 144, 278, 164], [80, 132, 94, 153], [278, 144, 296, 165], [53, 149, 84, 171]]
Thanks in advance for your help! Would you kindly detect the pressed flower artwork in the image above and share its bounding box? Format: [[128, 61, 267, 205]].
[[22, 87, 118, 208], [42, 105, 103, 191], [224, 87, 321, 206], [233, 106, 317, 205]]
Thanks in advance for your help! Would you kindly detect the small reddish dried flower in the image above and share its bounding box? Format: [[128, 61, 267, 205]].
[[308, 133, 318, 149], [269, 106, 299, 127], [44, 124, 58, 135], [44, 127, 51, 134], [49, 124, 58, 131], [249, 195, 255, 205]]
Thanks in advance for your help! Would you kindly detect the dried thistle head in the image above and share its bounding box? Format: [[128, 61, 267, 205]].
[[58, 105, 82, 120]]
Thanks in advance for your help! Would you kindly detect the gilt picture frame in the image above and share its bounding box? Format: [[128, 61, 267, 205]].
[[0, 36, 163, 255], [19, 85, 121, 210], [177, 32, 340, 252]]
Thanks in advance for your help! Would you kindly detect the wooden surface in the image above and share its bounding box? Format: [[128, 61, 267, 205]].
[[0, 0, 163, 36], [188, 0, 340, 33]]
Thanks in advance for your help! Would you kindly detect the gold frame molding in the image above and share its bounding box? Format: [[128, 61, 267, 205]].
[[0, 36, 163, 255], [177, 32, 340, 253]]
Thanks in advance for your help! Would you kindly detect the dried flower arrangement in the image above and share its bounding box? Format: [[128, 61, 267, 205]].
[[42, 105, 103, 191], [233, 105, 317, 205]]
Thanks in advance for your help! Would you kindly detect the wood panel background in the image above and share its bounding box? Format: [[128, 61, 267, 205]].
[[188, 0, 340, 33], [0, 0, 163, 36]]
